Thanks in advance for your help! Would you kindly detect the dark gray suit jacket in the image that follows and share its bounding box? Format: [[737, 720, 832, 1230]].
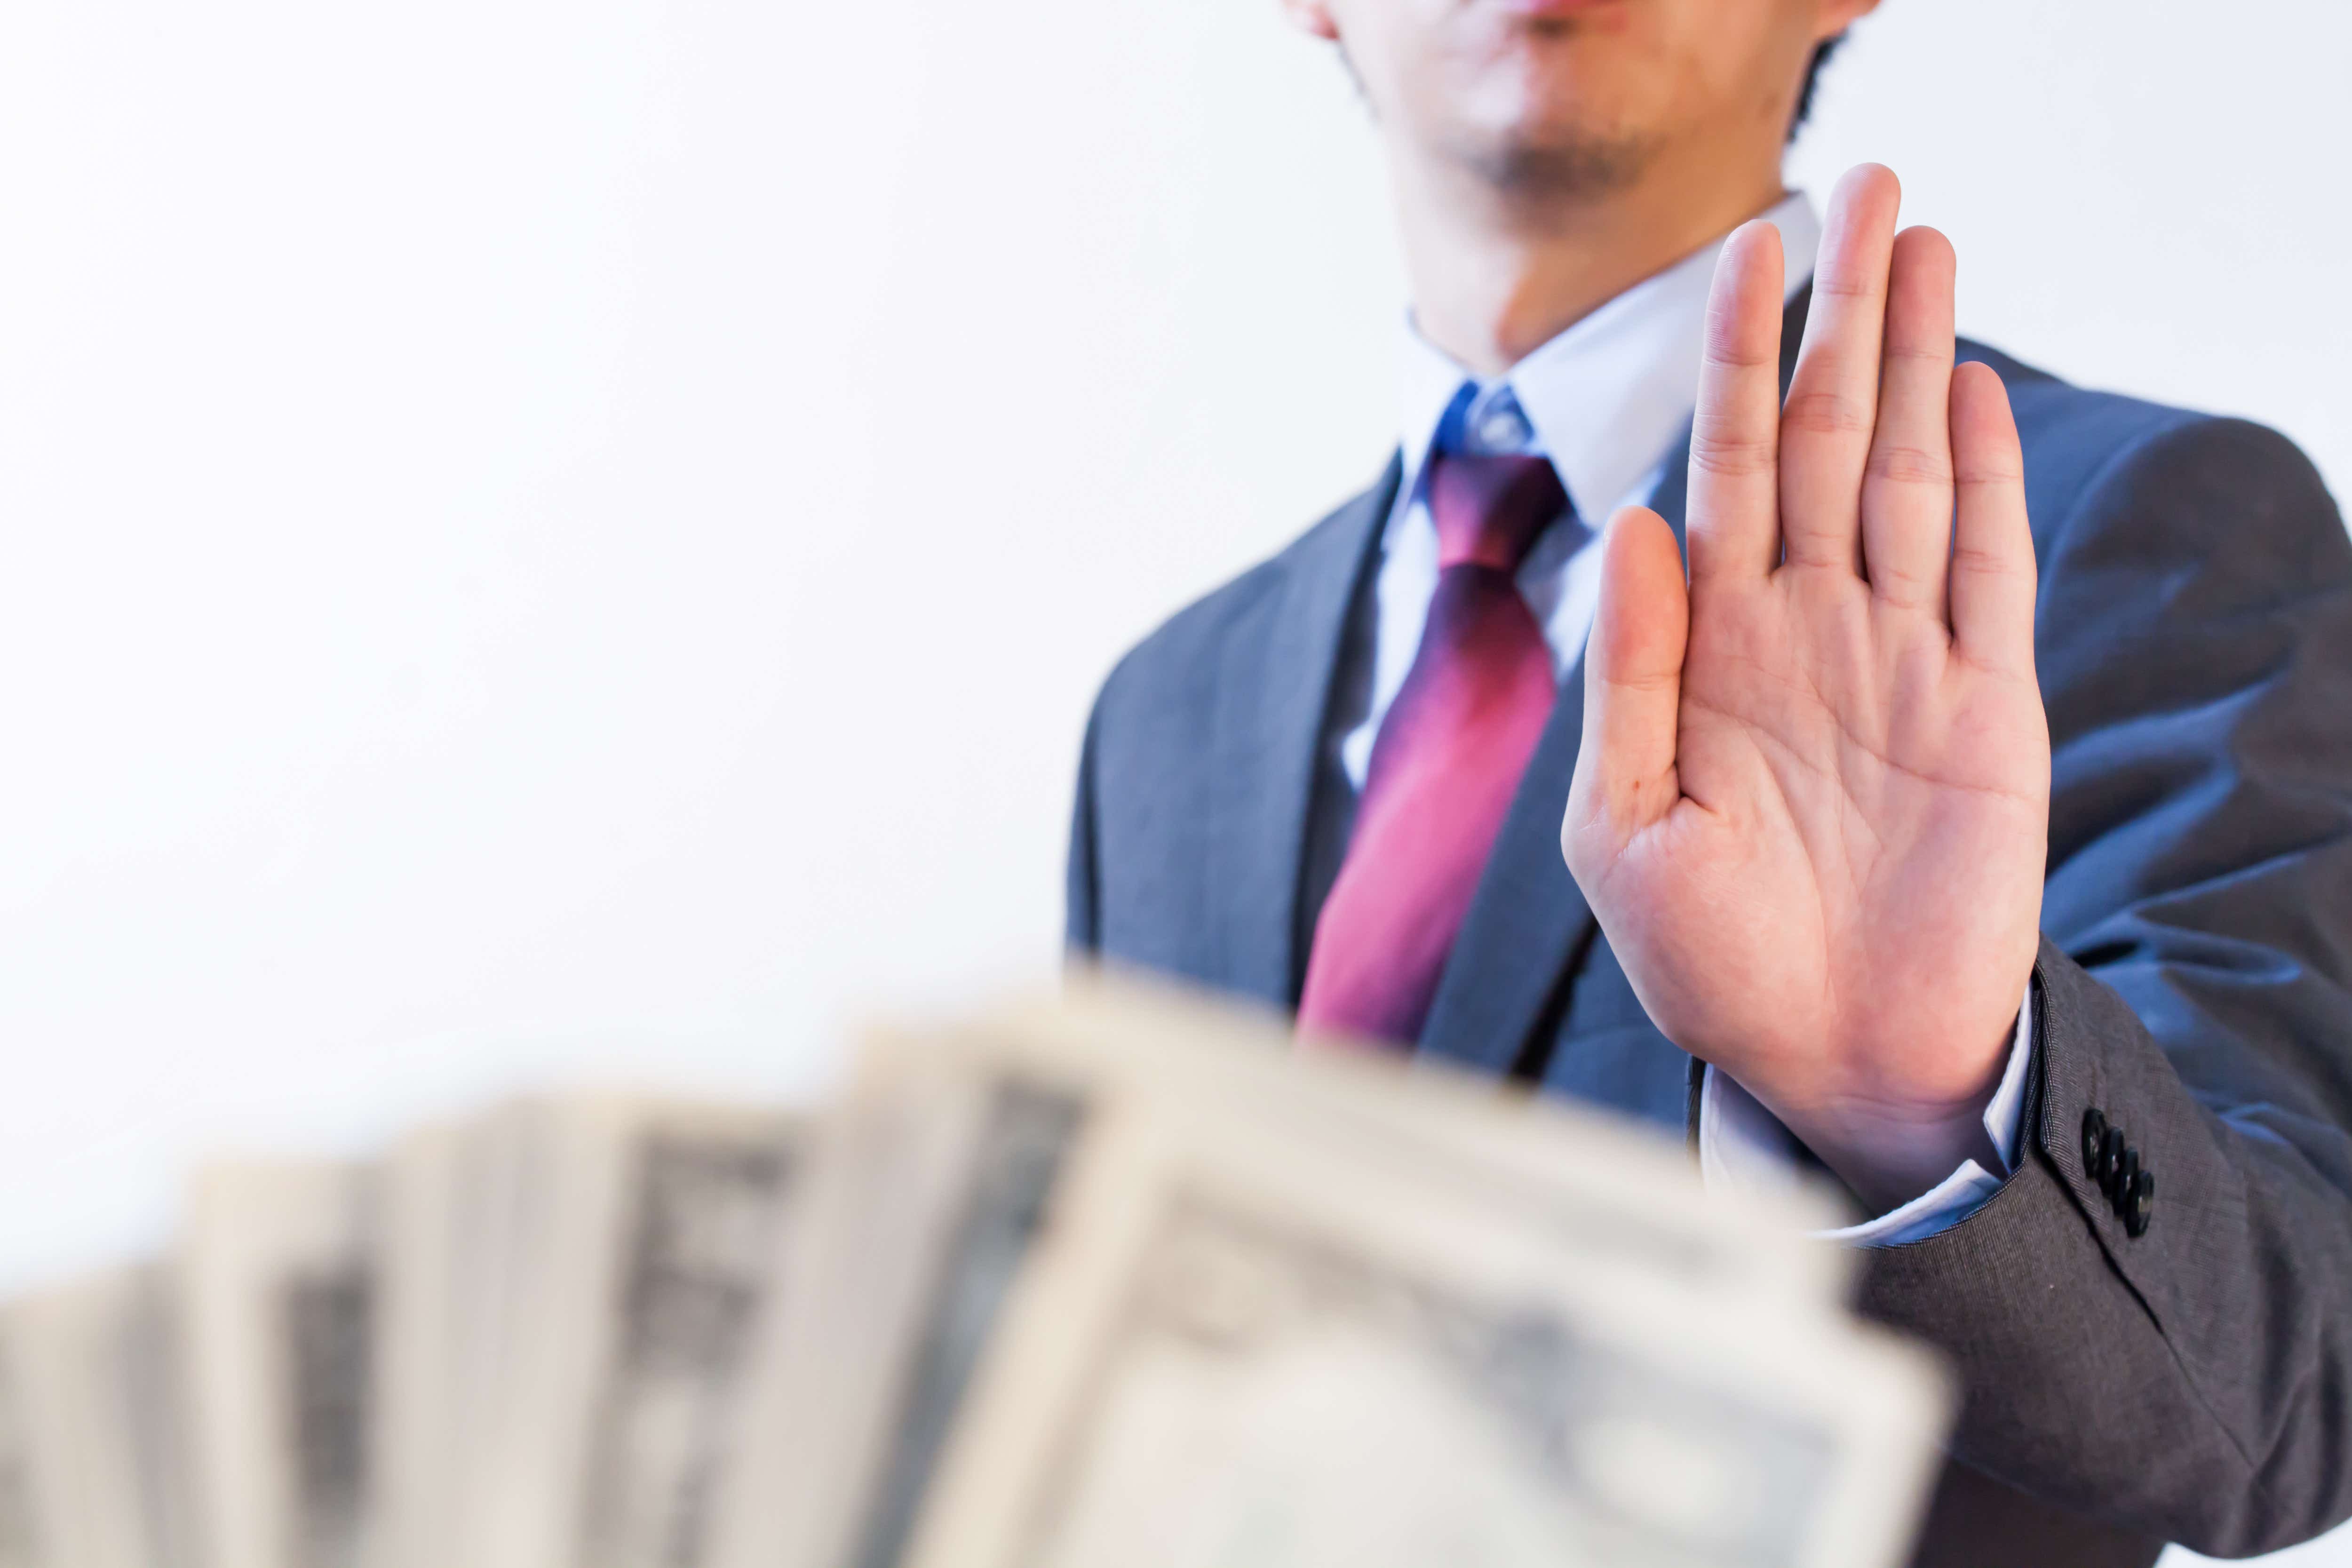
[[1065, 302, 2352, 1565]]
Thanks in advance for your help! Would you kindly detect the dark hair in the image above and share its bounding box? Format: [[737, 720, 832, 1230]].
[[1789, 34, 1845, 142]]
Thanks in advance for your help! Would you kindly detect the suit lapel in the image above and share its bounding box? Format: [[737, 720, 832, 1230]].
[[1206, 457, 1398, 1008], [1416, 286, 1814, 1077]]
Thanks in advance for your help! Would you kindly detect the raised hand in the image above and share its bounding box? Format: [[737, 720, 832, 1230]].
[[1561, 166, 2050, 1215]]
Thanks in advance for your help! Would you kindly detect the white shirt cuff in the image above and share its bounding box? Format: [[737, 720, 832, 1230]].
[[1697, 985, 2036, 1247]]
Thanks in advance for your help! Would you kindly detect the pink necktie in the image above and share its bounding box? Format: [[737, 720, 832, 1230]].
[[1297, 451, 1570, 1046]]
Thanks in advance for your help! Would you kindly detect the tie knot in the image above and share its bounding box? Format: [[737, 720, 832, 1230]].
[[1425, 452, 1567, 572]]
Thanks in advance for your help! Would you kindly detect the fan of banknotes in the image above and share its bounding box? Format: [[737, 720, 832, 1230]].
[[0, 973, 1954, 1568]]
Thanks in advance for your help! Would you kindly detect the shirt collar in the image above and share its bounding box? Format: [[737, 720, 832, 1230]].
[[1393, 191, 1820, 525]]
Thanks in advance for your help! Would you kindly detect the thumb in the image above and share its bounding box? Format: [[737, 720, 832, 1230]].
[[1564, 505, 1688, 874]]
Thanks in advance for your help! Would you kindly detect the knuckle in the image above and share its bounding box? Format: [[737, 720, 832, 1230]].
[[1689, 429, 1776, 478], [1702, 331, 1776, 370], [1949, 540, 2017, 575], [1812, 273, 1880, 302], [1605, 667, 1682, 696], [1868, 558, 1937, 603], [1781, 390, 1873, 439], [1865, 443, 1952, 486], [1879, 342, 1953, 368]]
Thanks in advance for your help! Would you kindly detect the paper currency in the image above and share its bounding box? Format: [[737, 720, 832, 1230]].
[[707, 973, 1877, 1568], [898, 1068, 1945, 1568], [0, 1266, 195, 1568], [0, 1345, 29, 1568], [447, 1094, 810, 1568], [1, 977, 1955, 1568], [176, 1158, 378, 1568], [371, 1115, 501, 1568], [985, 969, 1855, 1297], [701, 1055, 1080, 1568]]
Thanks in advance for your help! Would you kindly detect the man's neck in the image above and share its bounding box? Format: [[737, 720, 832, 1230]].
[[1392, 137, 1788, 379]]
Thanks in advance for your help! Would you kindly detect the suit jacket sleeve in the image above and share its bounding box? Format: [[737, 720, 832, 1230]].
[[1066, 697, 1104, 955], [1854, 414, 2352, 1555]]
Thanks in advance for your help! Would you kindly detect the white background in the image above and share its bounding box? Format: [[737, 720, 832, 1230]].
[[1, 3, 2345, 1557]]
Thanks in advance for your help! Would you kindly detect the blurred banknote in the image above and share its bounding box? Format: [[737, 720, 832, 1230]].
[[2, 972, 1953, 1568], [176, 1158, 377, 1568], [705, 974, 1862, 1568], [0, 1266, 194, 1568], [892, 1058, 1941, 1568], [363, 1095, 804, 1568]]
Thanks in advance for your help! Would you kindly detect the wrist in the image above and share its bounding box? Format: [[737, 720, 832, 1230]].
[[1745, 1029, 2017, 1218], [1779, 1094, 2003, 1218]]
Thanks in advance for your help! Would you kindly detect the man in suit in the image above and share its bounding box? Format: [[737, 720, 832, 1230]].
[[1064, 1, 2352, 1562]]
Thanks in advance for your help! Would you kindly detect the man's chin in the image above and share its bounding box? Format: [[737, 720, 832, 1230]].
[[1447, 113, 1657, 202], [1446, 32, 1661, 175]]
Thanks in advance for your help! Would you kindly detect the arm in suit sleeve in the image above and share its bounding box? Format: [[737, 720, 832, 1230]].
[[1066, 698, 1104, 955], [1854, 413, 2352, 1555]]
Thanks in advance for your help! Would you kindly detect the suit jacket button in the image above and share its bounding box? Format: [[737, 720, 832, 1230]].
[[2125, 1170, 2156, 1238], [2082, 1108, 2108, 1179], [2111, 1146, 2140, 1207], [2099, 1126, 2127, 1190]]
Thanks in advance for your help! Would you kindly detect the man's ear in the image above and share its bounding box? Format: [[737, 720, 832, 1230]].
[[1278, 0, 1340, 42]]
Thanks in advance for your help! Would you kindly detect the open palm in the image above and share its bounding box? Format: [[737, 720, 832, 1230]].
[[1561, 167, 2050, 1212]]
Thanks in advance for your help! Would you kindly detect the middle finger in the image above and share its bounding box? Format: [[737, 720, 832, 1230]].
[[1778, 164, 1902, 573]]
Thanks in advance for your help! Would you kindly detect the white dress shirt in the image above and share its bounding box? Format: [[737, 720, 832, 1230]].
[[1334, 191, 2031, 1243]]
